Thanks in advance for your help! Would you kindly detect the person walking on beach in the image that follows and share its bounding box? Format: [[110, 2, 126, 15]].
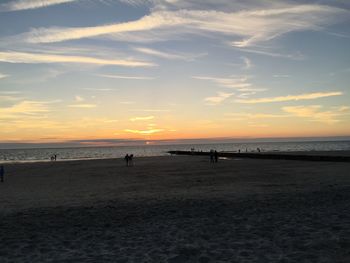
[[0, 165, 4, 183], [129, 154, 134, 166], [214, 150, 219, 163], [124, 154, 129, 167], [210, 150, 214, 163]]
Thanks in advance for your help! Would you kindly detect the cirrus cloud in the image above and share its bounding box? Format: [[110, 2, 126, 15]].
[[0, 0, 77, 12], [204, 92, 234, 105], [19, 4, 348, 49], [0, 51, 155, 67], [68, 104, 97, 108], [0, 100, 57, 120], [282, 105, 350, 124], [193, 76, 252, 90], [130, 116, 155, 121], [0, 73, 9, 79], [97, 74, 155, 80], [236, 91, 343, 104], [124, 128, 164, 134]]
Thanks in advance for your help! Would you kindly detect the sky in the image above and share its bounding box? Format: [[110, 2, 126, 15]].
[[0, 0, 350, 146]]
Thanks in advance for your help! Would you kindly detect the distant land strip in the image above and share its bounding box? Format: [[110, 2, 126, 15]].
[[167, 151, 350, 162]]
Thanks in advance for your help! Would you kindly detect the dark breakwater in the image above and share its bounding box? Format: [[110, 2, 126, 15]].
[[168, 151, 350, 162]]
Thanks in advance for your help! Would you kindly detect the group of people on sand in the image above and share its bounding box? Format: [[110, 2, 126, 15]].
[[210, 150, 219, 163], [238, 147, 261, 153], [124, 154, 134, 167]]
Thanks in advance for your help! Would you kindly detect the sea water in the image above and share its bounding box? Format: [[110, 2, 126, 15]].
[[1, 140, 350, 163]]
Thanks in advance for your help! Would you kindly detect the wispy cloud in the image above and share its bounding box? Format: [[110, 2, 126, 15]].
[[228, 5, 348, 48], [120, 101, 135, 105], [0, 95, 22, 102], [225, 112, 287, 120], [236, 91, 261, 99], [0, 51, 155, 67], [128, 109, 170, 112], [0, 91, 22, 103], [23, 10, 183, 43], [282, 105, 350, 124], [0, 100, 52, 120], [1, 0, 77, 12], [124, 128, 164, 134], [0, 73, 9, 79], [241, 57, 252, 69], [80, 88, 114, 91], [75, 95, 84, 102], [235, 48, 305, 60], [236, 91, 342, 104], [19, 4, 347, 48], [194, 75, 266, 101], [204, 92, 234, 105], [130, 116, 155, 121], [134, 47, 206, 61], [193, 76, 252, 90], [68, 104, 97, 108], [2, 116, 121, 134], [97, 74, 154, 80]]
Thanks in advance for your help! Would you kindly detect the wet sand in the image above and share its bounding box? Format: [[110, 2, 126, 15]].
[[1, 156, 350, 262]]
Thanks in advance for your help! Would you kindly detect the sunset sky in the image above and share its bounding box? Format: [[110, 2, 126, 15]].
[[1, 0, 350, 145]]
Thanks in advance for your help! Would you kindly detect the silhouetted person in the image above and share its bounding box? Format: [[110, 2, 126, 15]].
[[129, 154, 134, 166], [214, 150, 218, 163], [257, 148, 261, 153], [0, 165, 4, 183], [124, 154, 129, 166], [50, 155, 54, 161], [54, 154, 57, 161], [210, 150, 214, 163], [238, 149, 241, 153]]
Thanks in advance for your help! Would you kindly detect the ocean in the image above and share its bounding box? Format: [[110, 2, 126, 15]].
[[1, 140, 350, 163]]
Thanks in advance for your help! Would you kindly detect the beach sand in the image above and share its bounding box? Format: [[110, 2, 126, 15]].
[[1, 155, 350, 262]]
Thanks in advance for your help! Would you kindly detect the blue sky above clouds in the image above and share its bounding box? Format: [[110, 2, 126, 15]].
[[0, 0, 350, 143]]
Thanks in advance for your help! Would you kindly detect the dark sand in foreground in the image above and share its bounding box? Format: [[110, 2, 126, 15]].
[[1, 155, 350, 262]]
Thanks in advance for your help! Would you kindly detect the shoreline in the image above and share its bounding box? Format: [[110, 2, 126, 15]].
[[0, 154, 172, 165], [1, 149, 350, 165]]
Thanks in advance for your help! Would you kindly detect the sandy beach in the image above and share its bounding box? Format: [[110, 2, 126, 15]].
[[1, 155, 350, 262]]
